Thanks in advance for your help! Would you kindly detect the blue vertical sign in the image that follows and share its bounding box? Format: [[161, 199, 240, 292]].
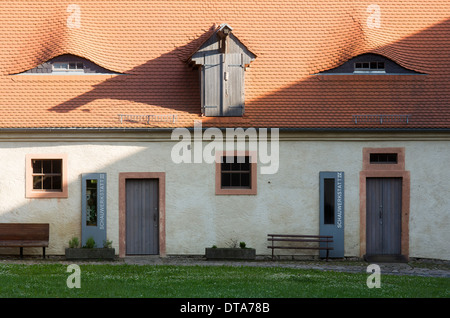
[[81, 173, 107, 247], [319, 172, 344, 258]]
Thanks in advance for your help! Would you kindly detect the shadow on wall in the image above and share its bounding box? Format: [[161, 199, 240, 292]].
[[0, 143, 151, 257]]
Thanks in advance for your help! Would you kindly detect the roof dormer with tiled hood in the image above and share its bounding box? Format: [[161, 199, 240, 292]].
[[188, 24, 256, 117]]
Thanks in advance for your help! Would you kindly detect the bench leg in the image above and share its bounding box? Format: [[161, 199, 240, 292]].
[[20, 247, 23, 259], [43, 247, 46, 259]]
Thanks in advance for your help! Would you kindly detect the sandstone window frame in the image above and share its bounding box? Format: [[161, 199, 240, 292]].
[[215, 150, 257, 195], [25, 154, 68, 198]]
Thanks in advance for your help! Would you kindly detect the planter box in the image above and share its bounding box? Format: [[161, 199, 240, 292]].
[[205, 248, 256, 260], [65, 248, 115, 260]]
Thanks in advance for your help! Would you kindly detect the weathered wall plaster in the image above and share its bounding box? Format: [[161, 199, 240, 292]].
[[0, 133, 448, 260]]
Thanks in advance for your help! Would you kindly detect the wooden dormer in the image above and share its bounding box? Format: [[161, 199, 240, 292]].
[[189, 24, 256, 117]]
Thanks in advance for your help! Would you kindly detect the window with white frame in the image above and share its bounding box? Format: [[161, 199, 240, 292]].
[[52, 62, 84, 72], [354, 61, 385, 73]]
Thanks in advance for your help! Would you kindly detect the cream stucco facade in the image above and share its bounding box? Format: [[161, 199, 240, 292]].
[[0, 130, 449, 260]]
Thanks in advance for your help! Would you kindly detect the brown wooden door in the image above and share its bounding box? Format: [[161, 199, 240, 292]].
[[366, 178, 402, 256], [126, 179, 159, 255]]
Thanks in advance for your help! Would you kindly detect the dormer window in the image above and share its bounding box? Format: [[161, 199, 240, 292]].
[[17, 54, 118, 75], [318, 53, 423, 75], [354, 61, 385, 73], [53, 62, 84, 72], [188, 24, 256, 117]]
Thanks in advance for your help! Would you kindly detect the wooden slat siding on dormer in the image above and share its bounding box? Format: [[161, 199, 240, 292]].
[[203, 53, 222, 116], [224, 52, 245, 116], [192, 31, 255, 117]]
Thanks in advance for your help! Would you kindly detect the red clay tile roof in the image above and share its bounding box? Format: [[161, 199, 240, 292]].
[[0, 0, 449, 129]]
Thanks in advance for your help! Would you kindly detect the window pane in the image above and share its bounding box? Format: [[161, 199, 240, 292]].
[[42, 176, 52, 189], [387, 154, 397, 162], [52, 176, 62, 190], [221, 156, 252, 189], [241, 161, 250, 171], [31, 159, 63, 191], [53, 159, 62, 174], [86, 180, 98, 226], [370, 153, 398, 164], [324, 179, 335, 224], [69, 62, 76, 69], [54, 63, 68, 69], [33, 176, 42, 190], [32, 160, 42, 174], [224, 156, 234, 164], [362, 62, 369, 68], [355, 62, 362, 69], [231, 162, 240, 171], [221, 162, 231, 171], [221, 173, 231, 187], [76, 62, 84, 69], [231, 173, 240, 186], [42, 160, 52, 173], [370, 62, 377, 69], [241, 173, 250, 187]]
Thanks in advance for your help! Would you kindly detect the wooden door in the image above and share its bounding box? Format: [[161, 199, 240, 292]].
[[223, 53, 245, 116], [126, 179, 159, 255], [366, 178, 402, 256], [203, 53, 223, 117]]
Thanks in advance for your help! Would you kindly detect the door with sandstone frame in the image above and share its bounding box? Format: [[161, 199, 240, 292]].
[[125, 179, 159, 255], [366, 178, 402, 257]]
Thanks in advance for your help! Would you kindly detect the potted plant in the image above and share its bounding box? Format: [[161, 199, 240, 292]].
[[65, 236, 115, 260], [205, 239, 256, 260]]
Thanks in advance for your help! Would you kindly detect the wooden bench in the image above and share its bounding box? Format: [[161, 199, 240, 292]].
[[267, 234, 333, 261], [0, 223, 49, 259]]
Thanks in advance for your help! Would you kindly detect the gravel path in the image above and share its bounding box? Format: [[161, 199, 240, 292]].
[[123, 256, 450, 278]]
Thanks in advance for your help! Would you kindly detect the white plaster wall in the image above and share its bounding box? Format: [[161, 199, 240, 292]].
[[406, 141, 450, 260], [0, 135, 448, 260]]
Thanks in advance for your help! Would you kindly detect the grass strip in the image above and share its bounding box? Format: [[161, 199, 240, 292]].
[[0, 263, 448, 298]]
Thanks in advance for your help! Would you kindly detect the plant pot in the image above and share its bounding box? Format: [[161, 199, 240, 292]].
[[205, 248, 256, 260], [65, 248, 116, 260]]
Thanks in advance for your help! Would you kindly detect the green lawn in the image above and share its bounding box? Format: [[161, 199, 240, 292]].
[[0, 263, 448, 298]]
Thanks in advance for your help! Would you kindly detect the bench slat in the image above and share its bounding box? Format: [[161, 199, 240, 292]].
[[267, 246, 333, 250], [268, 234, 332, 238], [0, 223, 49, 259], [0, 241, 49, 247], [0, 223, 49, 241], [268, 233, 334, 261], [268, 238, 333, 243]]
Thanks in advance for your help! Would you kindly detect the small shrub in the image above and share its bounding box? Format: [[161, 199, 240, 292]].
[[103, 239, 113, 249], [84, 237, 96, 248], [68, 237, 79, 249], [212, 245, 217, 248], [239, 241, 246, 249]]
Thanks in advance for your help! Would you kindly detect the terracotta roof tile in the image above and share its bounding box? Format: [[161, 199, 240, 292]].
[[0, 0, 449, 129]]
